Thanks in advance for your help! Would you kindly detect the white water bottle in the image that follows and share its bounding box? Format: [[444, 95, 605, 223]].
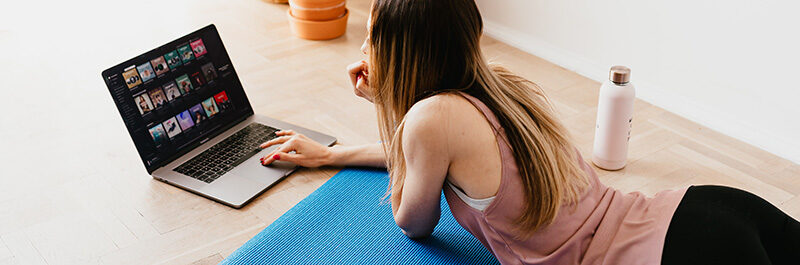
[[592, 66, 635, 170]]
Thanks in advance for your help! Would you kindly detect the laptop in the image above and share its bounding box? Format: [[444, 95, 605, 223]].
[[102, 24, 337, 208]]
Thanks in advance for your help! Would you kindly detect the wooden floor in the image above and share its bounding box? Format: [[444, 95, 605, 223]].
[[0, 0, 797, 264]]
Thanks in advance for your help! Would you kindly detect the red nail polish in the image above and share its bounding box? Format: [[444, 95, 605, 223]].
[[273, 154, 280, 160]]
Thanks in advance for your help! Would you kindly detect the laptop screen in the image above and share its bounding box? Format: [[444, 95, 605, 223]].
[[102, 24, 254, 174]]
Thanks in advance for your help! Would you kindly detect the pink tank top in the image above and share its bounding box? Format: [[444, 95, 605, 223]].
[[443, 92, 688, 265]]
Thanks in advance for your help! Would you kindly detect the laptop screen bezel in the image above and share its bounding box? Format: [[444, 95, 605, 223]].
[[101, 24, 254, 174]]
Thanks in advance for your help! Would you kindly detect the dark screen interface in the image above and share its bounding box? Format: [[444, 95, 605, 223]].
[[103, 25, 252, 173]]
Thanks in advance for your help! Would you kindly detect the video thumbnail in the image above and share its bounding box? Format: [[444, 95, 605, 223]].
[[190, 71, 205, 87], [162, 81, 182, 101], [162, 117, 183, 139], [175, 74, 194, 94], [149, 123, 168, 146], [164, 50, 182, 70], [214, 91, 232, 112], [137, 62, 156, 83], [176, 110, 195, 131], [148, 87, 167, 109], [189, 103, 207, 125], [201, 97, 219, 118], [133, 93, 153, 115], [190, 39, 207, 57], [201, 62, 217, 81], [123, 66, 142, 89], [150, 56, 169, 76], [178, 44, 194, 63]]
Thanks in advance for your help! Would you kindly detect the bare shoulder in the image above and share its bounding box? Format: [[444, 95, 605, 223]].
[[402, 93, 485, 153], [404, 93, 475, 135]]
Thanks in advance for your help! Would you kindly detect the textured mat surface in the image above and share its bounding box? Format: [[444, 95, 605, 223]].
[[220, 168, 499, 264]]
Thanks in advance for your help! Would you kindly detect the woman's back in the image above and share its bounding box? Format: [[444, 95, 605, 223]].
[[418, 93, 503, 200], [438, 92, 687, 265]]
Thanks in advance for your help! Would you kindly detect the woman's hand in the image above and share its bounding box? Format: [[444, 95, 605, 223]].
[[259, 130, 333, 167], [347, 60, 373, 102]]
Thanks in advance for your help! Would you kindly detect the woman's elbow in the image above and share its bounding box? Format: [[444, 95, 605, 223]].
[[395, 214, 436, 239], [400, 226, 434, 239]]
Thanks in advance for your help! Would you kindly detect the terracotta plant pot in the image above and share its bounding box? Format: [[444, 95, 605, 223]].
[[287, 8, 349, 40], [289, 0, 346, 21]]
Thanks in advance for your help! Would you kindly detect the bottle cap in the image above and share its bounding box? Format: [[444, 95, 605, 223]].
[[609, 66, 631, 84]]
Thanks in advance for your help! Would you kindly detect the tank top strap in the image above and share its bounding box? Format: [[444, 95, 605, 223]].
[[455, 92, 507, 138]]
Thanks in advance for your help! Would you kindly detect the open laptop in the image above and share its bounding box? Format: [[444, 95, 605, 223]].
[[102, 24, 337, 208]]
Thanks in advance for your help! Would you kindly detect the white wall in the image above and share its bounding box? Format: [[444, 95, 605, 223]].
[[476, 0, 800, 164]]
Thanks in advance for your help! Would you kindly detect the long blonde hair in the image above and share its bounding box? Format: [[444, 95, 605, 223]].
[[368, 0, 590, 237]]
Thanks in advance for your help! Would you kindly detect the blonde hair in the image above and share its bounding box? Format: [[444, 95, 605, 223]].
[[369, 0, 590, 237]]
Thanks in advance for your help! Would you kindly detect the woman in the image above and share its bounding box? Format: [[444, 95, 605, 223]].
[[258, 0, 800, 264]]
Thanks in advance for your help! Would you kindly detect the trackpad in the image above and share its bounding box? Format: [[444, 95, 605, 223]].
[[230, 154, 296, 185]]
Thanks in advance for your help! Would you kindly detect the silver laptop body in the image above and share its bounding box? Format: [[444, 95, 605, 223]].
[[102, 24, 336, 208], [153, 115, 335, 208]]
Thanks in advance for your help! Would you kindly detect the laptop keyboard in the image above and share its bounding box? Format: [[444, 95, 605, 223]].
[[174, 123, 279, 183]]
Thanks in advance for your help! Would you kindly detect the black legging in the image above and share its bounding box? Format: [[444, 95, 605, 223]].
[[662, 185, 800, 264]]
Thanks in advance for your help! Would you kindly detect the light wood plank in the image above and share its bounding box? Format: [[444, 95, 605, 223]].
[[0, 238, 13, 262], [0, 231, 48, 265]]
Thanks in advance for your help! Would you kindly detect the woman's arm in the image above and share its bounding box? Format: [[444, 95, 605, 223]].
[[259, 130, 386, 168], [391, 98, 451, 238], [328, 143, 386, 168], [258, 61, 383, 168]]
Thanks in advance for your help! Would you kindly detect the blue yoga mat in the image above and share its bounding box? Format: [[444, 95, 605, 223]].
[[221, 168, 499, 264]]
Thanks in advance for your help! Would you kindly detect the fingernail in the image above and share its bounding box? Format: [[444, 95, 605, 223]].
[[273, 154, 280, 160]]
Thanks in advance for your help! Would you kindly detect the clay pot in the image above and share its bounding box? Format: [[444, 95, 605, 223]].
[[289, 0, 346, 21], [287, 8, 349, 40]]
